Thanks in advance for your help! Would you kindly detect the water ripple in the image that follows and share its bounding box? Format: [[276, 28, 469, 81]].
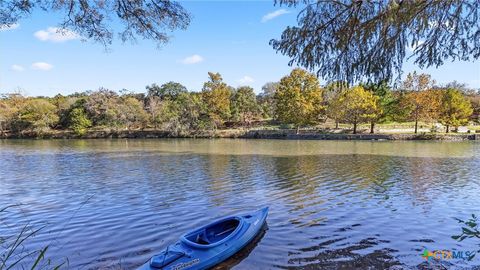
[[0, 139, 479, 269]]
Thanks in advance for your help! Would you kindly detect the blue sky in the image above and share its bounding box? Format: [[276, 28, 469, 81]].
[[1, 1, 479, 97]]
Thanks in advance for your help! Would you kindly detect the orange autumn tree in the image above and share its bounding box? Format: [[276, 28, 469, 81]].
[[401, 89, 442, 133], [400, 72, 441, 133]]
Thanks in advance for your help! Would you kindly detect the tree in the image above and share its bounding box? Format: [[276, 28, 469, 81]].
[[201, 72, 232, 128], [361, 81, 396, 133], [145, 96, 162, 129], [400, 89, 442, 133], [84, 88, 120, 126], [0, 93, 26, 134], [467, 94, 480, 124], [52, 94, 79, 129], [116, 97, 148, 130], [439, 89, 473, 133], [146, 82, 187, 100], [68, 107, 92, 136], [231, 86, 259, 126], [258, 82, 279, 118], [335, 86, 379, 134], [176, 92, 212, 133], [324, 81, 349, 129], [398, 72, 440, 133], [274, 68, 324, 133], [0, 0, 191, 46], [401, 71, 435, 92], [271, 1, 479, 83], [16, 99, 59, 132]]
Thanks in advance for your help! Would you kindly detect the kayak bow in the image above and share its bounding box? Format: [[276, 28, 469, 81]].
[[138, 207, 269, 270]]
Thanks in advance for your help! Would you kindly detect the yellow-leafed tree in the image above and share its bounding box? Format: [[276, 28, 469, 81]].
[[335, 86, 380, 134], [401, 89, 442, 133], [439, 88, 473, 133], [202, 72, 232, 128], [274, 68, 324, 133]]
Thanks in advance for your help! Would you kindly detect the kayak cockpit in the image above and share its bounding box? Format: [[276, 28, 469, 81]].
[[181, 217, 244, 249]]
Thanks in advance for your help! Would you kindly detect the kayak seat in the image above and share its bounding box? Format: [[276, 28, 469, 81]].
[[182, 217, 243, 248], [205, 219, 239, 243]]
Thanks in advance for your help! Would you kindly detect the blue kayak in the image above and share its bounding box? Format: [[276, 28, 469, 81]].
[[138, 207, 269, 270]]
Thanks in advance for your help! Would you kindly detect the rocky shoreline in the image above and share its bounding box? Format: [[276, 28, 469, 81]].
[[1, 129, 479, 141]]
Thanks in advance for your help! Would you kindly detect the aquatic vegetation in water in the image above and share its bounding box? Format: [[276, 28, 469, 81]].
[[0, 205, 65, 270], [452, 214, 480, 260]]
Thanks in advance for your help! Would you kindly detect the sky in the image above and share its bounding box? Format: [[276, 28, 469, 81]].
[[1, 1, 479, 97]]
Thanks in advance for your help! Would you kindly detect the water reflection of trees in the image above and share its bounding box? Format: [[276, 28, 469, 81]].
[[401, 156, 475, 210], [268, 154, 397, 206], [269, 153, 476, 211]]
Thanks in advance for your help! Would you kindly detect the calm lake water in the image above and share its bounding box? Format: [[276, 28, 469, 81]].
[[1, 139, 479, 269]]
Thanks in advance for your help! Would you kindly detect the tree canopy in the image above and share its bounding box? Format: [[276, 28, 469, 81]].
[[271, 1, 480, 83], [231, 86, 260, 125], [201, 72, 232, 127], [0, 0, 191, 46], [146, 82, 188, 100], [0, 71, 477, 137], [439, 88, 473, 132], [274, 68, 324, 131], [333, 86, 379, 134]]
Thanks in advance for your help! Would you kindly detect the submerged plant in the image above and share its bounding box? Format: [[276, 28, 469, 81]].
[[452, 214, 480, 261], [453, 214, 480, 241]]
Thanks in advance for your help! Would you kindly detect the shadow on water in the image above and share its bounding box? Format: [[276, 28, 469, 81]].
[[212, 223, 268, 270]]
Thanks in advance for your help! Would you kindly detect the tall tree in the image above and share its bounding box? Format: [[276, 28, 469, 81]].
[[84, 88, 120, 126], [258, 82, 279, 118], [0, 93, 26, 134], [438, 89, 473, 133], [361, 81, 396, 133], [467, 94, 480, 124], [0, 0, 191, 46], [271, 1, 479, 83], [116, 96, 148, 130], [231, 86, 259, 126], [68, 107, 92, 136], [398, 72, 439, 133], [324, 81, 349, 129], [176, 92, 212, 133], [401, 71, 435, 92], [274, 68, 324, 133], [146, 82, 187, 100], [201, 72, 232, 128], [15, 99, 59, 132], [400, 89, 442, 133], [335, 86, 379, 134]]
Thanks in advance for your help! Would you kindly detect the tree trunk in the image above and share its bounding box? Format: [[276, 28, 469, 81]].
[[446, 125, 449, 133], [370, 122, 375, 134], [353, 122, 357, 134], [414, 119, 418, 134], [335, 120, 339, 129], [296, 125, 300, 134]]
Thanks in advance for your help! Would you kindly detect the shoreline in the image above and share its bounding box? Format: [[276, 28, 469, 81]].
[[1, 129, 479, 141]]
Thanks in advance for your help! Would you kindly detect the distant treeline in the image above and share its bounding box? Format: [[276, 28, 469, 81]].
[[1, 69, 479, 136]]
